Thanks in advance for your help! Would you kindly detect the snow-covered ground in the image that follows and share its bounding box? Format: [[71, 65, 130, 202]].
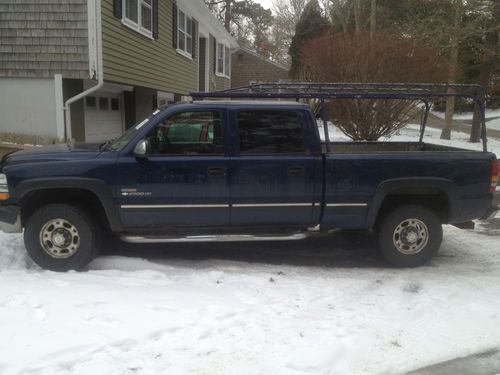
[[1, 223, 500, 375], [431, 109, 500, 131], [1, 122, 499, 374]]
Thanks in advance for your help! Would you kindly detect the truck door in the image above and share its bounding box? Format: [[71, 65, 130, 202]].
[[116, 110, 230, 229], [229, 109, 322, 227]]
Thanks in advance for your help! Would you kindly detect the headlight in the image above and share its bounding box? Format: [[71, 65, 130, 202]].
[[0, 173, 9, 200]]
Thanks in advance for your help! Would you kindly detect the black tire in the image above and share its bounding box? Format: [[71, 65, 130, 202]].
[[24, 203, 101, 271], [378, 205, 443, 267]]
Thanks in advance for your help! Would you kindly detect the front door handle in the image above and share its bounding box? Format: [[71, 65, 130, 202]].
[[287, 166, 306, 176], [207, 167, 227, 176]]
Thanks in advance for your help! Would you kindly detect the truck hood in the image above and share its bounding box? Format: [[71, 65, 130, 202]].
[[1, 143, 102, 165]]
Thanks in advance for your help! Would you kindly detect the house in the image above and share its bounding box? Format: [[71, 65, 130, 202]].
[[231, 47, 290, 88], [0, 0, 237, 143]]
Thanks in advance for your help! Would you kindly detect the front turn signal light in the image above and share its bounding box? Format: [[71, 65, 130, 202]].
[[490, 159, 498, 193]]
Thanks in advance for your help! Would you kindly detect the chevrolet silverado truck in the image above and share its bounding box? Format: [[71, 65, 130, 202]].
[[0, 83, 498, 271]]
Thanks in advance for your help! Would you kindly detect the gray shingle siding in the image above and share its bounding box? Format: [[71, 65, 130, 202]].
[[0, 0, 89, 79]]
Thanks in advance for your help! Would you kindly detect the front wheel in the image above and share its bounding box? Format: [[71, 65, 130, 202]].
[[24, 204, 100, 271], [378, 205, 442, 267]]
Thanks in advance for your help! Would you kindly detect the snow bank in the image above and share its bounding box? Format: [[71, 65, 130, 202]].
[[1, 226, 500, 375], [0, 233, 33, 270]]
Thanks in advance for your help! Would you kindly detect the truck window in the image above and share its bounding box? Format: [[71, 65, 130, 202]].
[[237, 110, 305, 154], [147, 111, 223, 155]]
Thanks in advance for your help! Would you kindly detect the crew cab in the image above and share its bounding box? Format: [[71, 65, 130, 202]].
[[0, 97, 498, 271]]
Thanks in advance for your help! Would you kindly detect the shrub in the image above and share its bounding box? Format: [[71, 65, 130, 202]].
[[301, 32, 449, 140]]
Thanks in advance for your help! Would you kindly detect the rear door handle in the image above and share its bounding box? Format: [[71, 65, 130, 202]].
[[287, 166, 306, 176], [207, 167, 227, 176]]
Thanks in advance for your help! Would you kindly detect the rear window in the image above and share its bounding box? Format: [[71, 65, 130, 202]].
[[237, 110, 305, 154]]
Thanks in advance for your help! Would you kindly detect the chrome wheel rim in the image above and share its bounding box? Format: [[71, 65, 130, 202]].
[[39, 218, 80, 259], [393, 218, 429, 255]]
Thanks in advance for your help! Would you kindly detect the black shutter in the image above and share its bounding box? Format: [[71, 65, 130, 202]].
[[192, 18, 198, 59], [172, 1, 178, 49], [152, 0, 158, 39], [213, 37, 217, 73], [113, 0, 122, 19]]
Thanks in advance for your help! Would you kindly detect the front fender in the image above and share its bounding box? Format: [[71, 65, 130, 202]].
[[15, 177, 122, 232]]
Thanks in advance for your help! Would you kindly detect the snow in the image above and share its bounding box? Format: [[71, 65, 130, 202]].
[[1, 121, 499, 374], [318, 121, 500, 156], [1, 224, 500, 374]]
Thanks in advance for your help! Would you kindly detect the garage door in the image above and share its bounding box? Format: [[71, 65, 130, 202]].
[[85, 94, 123, 142]]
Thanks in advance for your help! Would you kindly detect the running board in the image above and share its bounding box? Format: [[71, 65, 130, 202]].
[[120, 233, 310, 244]]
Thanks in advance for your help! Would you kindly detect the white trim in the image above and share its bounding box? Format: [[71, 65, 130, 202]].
[[87, 0, 98, 78], [326, 203, 368, 207], [176, 48, 193, 60], [54, 74, 65, 140], [121, 203, 314, 209], [177, 7, 193, 57], [121, 0, 154, 39], [121, 204, 229, 209], [232, 203, 313, 208], [215, 42, 231, 79], [181, 0, 237, 48]]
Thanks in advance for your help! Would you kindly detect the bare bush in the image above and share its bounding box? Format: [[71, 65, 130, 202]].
[[301, 32, 449, 140]]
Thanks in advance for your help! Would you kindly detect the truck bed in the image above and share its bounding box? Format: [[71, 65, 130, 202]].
[[324, 142, 477, 153]]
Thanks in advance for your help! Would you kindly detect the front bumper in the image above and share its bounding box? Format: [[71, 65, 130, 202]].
[[0, 205, 22, 233]]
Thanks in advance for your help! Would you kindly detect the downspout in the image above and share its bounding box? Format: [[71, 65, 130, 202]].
[[63, 0, 103, 142]]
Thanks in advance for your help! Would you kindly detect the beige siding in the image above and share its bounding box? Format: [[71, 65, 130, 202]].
[[102, 0, 198, 95]]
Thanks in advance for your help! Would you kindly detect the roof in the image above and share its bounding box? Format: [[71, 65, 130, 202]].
[[181, 0, 238, 48], [233, 47, 290, 71]]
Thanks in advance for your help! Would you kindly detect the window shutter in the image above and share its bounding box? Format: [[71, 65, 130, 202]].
[[113, 0, 122, 19], [192, 18, 198, 59], [152, 0, 159, 39], [172, 1, 178, 49], [213, 37, 217, 73]]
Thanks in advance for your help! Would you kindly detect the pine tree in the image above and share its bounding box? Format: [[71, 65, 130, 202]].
[[289, 0, 329, 79]]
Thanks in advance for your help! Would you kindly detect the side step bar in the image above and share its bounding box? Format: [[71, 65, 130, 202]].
[[120, 233, 310, 244]]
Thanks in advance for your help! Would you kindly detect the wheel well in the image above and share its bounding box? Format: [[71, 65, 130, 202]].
[[20, 188, 110, 230], [374, 188, 450, 227]]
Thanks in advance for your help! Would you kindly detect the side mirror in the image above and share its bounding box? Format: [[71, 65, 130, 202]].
[[134, 139, 150, 158]]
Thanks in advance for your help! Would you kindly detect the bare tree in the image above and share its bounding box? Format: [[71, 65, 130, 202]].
[[370, 0, 376, 38], [301, 32, 449, 141], [441, 0, 462, 140]]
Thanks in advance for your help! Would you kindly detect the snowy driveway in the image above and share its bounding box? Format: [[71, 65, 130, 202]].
[[0, 224, 499, 375]]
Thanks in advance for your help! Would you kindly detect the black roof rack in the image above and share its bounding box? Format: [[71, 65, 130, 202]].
[[190, 82, 488, 152]]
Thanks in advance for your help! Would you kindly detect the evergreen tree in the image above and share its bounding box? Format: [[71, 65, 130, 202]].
[[289, 0, 329, 79]]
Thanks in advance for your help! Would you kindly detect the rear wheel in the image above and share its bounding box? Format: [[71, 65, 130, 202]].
[[378, 205, 442, 267], [24, 204, 100, 271]]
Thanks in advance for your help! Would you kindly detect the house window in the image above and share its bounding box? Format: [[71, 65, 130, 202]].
[[216, 42, 230, 78], [177, 9, 193, 57], [122, 0, 153, 38]]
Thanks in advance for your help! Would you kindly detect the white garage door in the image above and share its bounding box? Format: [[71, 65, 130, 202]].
[[85, 93, 123, 142]]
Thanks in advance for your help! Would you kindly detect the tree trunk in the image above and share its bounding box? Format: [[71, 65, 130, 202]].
[[470, 2, 499, 143], [370, 0, 376, 38], [224, 0, 231, 32], [441, 0, 461, 140], [353, 0, 361, 33]]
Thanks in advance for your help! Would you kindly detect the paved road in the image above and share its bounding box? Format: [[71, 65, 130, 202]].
[[408, 349, 500, 375]]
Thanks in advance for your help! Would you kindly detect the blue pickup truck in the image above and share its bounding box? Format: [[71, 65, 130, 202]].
[[0, 85, 498, 271]]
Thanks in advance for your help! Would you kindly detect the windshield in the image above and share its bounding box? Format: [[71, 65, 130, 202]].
[[108, 112, 159, 151]]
